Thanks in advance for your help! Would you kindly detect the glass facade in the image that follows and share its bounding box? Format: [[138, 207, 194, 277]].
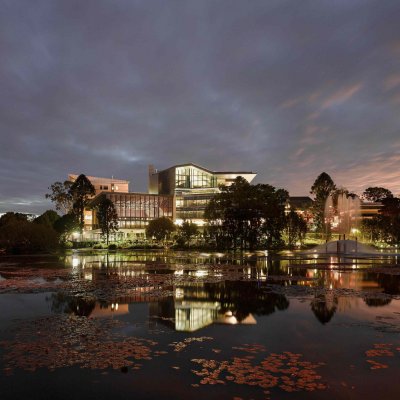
[[149, 163, 256, 223], [175, 193, 216, 220], [175, 166, 217, 189], [93, 193, 174, 229], [173, 166, 219, 221]]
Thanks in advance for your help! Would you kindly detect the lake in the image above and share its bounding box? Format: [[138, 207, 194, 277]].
[[1, 250, 400, 399]]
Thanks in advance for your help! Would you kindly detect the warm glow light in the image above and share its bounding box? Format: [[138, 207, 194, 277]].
[[224, 311, 238, 325], [175, 288, 184, 298], [174, 269, 184, 275]]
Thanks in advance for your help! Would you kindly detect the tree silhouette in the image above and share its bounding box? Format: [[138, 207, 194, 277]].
[[96, 197, 119, 245], [69, 174, 95, 234], [310, 172, 336, 235], [146, 217, 176, 242]]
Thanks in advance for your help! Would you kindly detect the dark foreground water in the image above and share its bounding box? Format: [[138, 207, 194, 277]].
[[1, 250, 400, 399]]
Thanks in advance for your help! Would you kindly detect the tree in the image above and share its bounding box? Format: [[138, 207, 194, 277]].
[[361, 218, 381, 242], [45, 181, 73, 214], [284, 210, 307, 247], [204, 177, 288, 250], [177, 220, 199, 247], [362, 187, 393, 203], [0, 215, 59, 254], [310, 172, 336, 235], [34, 210, 60, 227], [69, 174, 95, 233], [53, 213, 80, 241], [311, 295, 338, 324], [361, 197, 400, 244], [379, 197, 400, 243], [0, 212, 29, 227], [146, 217, 176, 242], [96, 197, 119, 245]]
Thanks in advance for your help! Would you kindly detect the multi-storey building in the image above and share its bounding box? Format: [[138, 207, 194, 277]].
[[72, 163, 256, 240], [148, 163, 257, 225]]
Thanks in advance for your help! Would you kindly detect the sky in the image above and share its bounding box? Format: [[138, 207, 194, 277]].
[[1, 0, 400, 214]]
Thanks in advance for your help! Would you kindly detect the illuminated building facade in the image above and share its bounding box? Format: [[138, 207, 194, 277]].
[[69, 174, 131, 232], [68, 174, 130, 195], [87, 192, 174, 240], [149, 163, 257, 224], [73, 163, 257, 239]]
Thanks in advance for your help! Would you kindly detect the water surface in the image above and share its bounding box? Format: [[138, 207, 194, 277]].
[[1, 250, 400, 399]]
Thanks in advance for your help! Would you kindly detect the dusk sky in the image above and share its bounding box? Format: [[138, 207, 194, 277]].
[[1, 0, 400, 214]]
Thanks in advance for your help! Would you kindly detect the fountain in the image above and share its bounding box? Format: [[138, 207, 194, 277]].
[[324, 189, 361, 238], [310, 190, 378, 255]]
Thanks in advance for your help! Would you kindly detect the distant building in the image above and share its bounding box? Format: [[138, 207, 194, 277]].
[[360, 201, 383, 219], [68, 174, 130, 195], [287, 196, 314, 211], [148, 163, 256, 225], [286, 196, 314, 226]]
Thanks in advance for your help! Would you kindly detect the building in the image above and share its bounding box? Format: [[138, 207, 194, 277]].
[[68, 174, 130, 195], [286, 196, 314, 226], [148, 163, 257, 225], [360, 201, 383, 219], [74, 163, 256, 240], [69, 174, 130, 231], [68, 169, 391, 242], [88, 192, 174, 241]]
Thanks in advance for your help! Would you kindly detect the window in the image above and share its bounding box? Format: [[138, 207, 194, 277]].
[[175, 166, 217, 189]]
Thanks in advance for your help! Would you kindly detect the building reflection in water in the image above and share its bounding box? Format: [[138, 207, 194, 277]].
[[58, 251, 400, 329], [149, 281, 289, 332]]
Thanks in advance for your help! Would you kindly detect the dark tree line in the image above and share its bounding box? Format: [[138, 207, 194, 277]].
[[362, 195, 400, 243], [0, 211, 60, 254]]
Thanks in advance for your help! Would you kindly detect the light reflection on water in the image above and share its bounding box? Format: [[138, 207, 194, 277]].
[[42, 250, 400, 331], [1, 250, 400, 400]]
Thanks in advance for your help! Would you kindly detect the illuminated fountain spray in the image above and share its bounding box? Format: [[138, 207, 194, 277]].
[[324, 190, 361, 237], [307, 190, 378, 254]]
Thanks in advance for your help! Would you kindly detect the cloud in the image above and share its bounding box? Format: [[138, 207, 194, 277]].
[[1, 0, 400, 212], [384, 74, 400, 91], [321, 84, 363, 109]]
